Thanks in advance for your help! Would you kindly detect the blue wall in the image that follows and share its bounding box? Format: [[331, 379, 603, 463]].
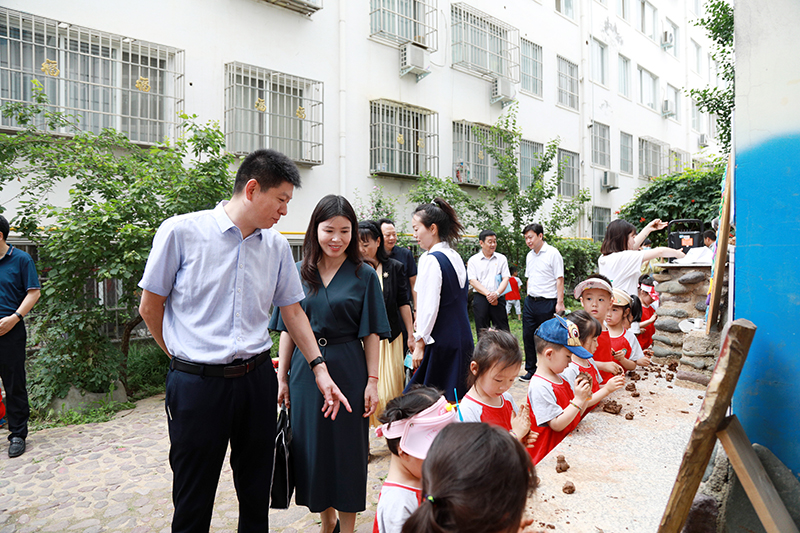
[[733, 133, 800, 476]]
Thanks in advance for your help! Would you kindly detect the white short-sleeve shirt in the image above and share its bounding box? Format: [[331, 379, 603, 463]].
[[525, 243, 564, 298], [467, 251, 510, 292]]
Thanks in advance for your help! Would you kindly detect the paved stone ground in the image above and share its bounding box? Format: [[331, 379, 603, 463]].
[[0, 363, 701, 532]]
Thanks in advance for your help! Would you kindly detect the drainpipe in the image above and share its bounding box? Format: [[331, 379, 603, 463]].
[[339, 0, 347, 196], [579, 0, 591, 238]]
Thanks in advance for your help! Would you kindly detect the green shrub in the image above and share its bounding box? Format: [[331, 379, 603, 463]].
[[125, 341, 170, 401], [550, 237, 602, 294]]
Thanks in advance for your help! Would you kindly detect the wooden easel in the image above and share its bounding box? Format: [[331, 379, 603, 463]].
[[706, 155, 733, 333], [658, 319, 799, 533]]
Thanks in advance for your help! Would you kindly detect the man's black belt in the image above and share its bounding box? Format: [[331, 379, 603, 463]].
[[315, 333, 359, 347], [528, 296, 555, 302], [170, 350, 271, 378]]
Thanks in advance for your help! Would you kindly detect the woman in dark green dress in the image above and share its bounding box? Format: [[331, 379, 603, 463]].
[[270, 195, 390, 533]]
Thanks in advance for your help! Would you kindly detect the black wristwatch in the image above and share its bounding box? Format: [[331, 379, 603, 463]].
[[308, 355, 326, 370], [14, 311, 23, 320]]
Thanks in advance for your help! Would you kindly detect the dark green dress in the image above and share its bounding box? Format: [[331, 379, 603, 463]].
[[269, 259, 390, 513]]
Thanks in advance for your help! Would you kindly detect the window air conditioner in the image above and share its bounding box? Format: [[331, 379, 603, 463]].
[[491, 77, 516, 106], [400, 42, 431, 81], [602, 170, 619, 191], [661, 30, 675, 48], [699, 133, 709, 148], [662, 99, 676, 117]]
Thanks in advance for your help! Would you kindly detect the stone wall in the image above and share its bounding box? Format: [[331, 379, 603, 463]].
[[651, 265, 724, 387]]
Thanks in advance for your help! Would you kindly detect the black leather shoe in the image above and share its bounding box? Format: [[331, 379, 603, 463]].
[[8, 437, 25, 458], [519, 372, 533, 382]]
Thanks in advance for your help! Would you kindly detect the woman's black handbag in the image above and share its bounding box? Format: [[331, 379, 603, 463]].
[[270, 405, 294, 509]]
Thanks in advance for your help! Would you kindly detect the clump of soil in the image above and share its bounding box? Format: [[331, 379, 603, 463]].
[[575, 372, 593, 390], [627, 371, 641, 381], [602, 400, 622, 415], [667, 360, 679, 372], [625, 382, 637, 392], [631, 391, 640, 398], [666, 372, 675, 382], [556, 455, 570, 473], [562, 481, 576, 494], [625, 412, 634, 420]]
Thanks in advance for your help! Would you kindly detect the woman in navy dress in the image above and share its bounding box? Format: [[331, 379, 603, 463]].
[[405, 198, 473, 402], [270, 195, 390, 533]]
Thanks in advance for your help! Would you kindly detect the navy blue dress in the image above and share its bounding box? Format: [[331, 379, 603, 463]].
[[404, 251, 474, 402]]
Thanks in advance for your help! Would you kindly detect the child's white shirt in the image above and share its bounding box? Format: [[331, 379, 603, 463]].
[[375, 482, 421, 533]]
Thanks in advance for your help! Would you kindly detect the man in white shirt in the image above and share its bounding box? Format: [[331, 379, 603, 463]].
[[520, 223, 565, 381], [467, 230, 510, 337]]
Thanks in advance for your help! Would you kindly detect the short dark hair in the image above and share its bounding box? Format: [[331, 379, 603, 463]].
[[601, 219, 637, 255], [478, 229, 496, 242], [233, 149, 301, 195], [377, 218, 395, 229], [522, 223, 543, 236], [534, 334, 562, 357], [402, 423, 537, 533], [703, 229, 716, 241], [629, 294, 642, 322], [358, 220, 388, 263], [586, 272, 613, 286], [0, 215, 8, 241], [468, 329, 522, 388], [378, 385, 442, 456], [565, 309, 602, 343]]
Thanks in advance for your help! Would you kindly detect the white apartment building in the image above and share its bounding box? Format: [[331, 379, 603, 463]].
[[0, 0, 721, 245]]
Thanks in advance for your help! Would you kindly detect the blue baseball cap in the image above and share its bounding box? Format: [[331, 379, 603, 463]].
[[535, 315, 593, 359]]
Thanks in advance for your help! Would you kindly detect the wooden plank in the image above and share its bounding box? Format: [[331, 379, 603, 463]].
[[706, 154, 733, 333], [717, 415, 800, 533], [657, 319, 757, 533]]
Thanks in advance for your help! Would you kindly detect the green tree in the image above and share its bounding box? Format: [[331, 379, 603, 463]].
[[0, 80, 233, 408], [689, 0, 733, 154], [407, 103, 590, 268], [617, 162, 725, 247]]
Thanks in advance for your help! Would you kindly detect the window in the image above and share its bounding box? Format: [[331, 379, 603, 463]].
[[591, 39, 607, 85], [224, 62, 323, 164], [639, 137, 667, 178], [0, 7, 183, 143], [709, 113, 718, 139], [638, 66, 658, 110], [369, 0, 438, 50], [592, 207, 611, 242], [558, 149, 579, 197], [692, 40, 702, 73], [557, 56, 579, 110], [620, 132, 633, 174], [452, 121, 510, 186], [520, 139, 543, 188], [369, 99, 438, 178], [451, 3, 519, 81], [667, 85, 680, 121], [556, 0, 575, 19], [617, 0, 629, 21], [592, 122, 610, 168], [520, 39, 543, 96], [670, 149, 690, 174], [638, 0, 657, 41], [618, 55, 630, 97], [665, 19, 679, 57], [691, 99, 701, 131]]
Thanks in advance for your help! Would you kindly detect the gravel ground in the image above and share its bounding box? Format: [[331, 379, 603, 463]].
[[0, 362, 701, 532]]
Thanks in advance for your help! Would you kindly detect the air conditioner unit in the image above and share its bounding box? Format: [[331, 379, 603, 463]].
[[400, 42, 431, 82], [699, 133, 709, 148], [491, 77, 516, 106], [661, 30, 674, 48], [662, 99, 676, 117], [602, 170, 619, 191]]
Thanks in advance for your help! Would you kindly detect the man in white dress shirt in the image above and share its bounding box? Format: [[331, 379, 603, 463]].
[[467, 230, 510, 337], [520, 223, 564, 381]]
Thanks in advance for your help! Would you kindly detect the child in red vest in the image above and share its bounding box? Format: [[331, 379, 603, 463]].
[[637, 274, 658, 352], [374, 386, 456, 533], [574, 275, 623, 383], [505, 267, 523, 320], [607, 289, 650, 370], [461, 328, 536, 447], [563, 310, 625, 411], [526, 316, 592, 464]]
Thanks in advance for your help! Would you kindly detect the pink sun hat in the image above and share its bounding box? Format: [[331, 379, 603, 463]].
[[375, 396, 457, 459]]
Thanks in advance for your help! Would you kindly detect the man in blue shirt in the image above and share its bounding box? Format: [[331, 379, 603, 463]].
[[139, 149, 350, 532], [0, 215, 41, 458]]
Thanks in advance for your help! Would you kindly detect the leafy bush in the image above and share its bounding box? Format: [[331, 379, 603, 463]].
[[549, 237, 602, 294], [617, 164, 725, 247], [125, 341, 170, 401]]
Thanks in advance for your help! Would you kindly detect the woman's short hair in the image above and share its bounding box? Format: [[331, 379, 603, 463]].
[[358, 220, 388, 263], [601, 219, 637, 256]]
